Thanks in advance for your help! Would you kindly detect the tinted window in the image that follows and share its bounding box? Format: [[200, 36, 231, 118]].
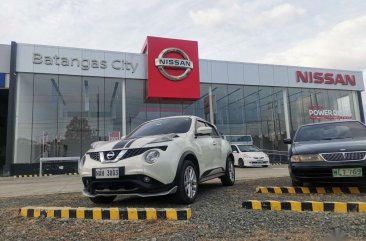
[[127, 117, 192, 138], [237, 145, 260, 152], [295, 121, 366, 142]]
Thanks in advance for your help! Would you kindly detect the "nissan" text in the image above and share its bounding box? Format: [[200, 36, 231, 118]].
[[296, 71, 356, 86]]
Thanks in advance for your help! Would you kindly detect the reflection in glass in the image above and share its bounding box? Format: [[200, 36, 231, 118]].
[[14, 74, 33, 163], [12, 73, 359, 164]]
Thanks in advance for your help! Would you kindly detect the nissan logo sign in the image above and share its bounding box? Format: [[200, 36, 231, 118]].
[[154, 48, 193, 81], [106, 151, 115, 160]]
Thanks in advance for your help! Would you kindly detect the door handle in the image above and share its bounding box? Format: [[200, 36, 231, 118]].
[[212, 140, 217, 145]]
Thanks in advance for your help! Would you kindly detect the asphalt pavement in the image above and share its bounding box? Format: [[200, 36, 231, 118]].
[[0, 165, 289, 197]]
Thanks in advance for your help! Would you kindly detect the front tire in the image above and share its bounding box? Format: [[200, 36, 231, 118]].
[[221, 156, 235, 186], [89, 195, 116, 204], [238, 159, 244, 168], [175, 160, 198, 204]]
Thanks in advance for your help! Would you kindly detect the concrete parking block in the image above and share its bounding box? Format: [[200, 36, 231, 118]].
[[255, 186, 365, 194], [19, 207, 192, 220], [242, 200, 366, 213]]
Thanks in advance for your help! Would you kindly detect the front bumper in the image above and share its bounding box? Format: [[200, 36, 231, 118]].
[[290, 161, 366, 184], [82, 175, 177, 197], [244, 158, 269, 167]]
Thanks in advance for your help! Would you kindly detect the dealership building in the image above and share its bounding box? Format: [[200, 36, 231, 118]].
[[0, 36, 364, 176]]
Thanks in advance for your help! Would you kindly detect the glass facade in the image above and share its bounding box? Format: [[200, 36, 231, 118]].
[[14, 74, 123, 163], [13, 73, 360, 164], [287, 88, 356, 136]]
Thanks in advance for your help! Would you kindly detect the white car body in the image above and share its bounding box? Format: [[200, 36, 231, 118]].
[[79, 116, 234, 204], [231, 144, 270, 167]]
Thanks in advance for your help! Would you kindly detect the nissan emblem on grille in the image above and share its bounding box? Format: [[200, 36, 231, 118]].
[[106, 151, 115, 160]]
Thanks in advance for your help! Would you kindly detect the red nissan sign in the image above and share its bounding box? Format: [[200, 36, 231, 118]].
[[296, 71, 356, 86], [142, 36, 200, 100]]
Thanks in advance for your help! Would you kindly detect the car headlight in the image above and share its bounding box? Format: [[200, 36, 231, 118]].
[[290, 154, 323, 162], [144, 150, 160, 164]]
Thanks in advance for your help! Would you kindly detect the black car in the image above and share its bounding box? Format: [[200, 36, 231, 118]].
[[284, 120, 366, 186]]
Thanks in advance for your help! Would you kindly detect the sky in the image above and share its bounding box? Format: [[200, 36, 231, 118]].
[[1, 0, 366, 110]]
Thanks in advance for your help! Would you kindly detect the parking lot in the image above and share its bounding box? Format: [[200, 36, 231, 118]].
[[0, 166, 365, 240]]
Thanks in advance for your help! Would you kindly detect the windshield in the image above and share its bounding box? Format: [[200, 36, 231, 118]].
[[126, 117, 192, 139], [295, 121, 366, 142], [237, 145, 260, 152]]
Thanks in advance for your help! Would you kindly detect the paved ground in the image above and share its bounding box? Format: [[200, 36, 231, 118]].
[[0, 165, 289, 197]]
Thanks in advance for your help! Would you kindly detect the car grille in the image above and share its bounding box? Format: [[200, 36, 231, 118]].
[[89, 152, 100, 161], [321, 152, 366, 162], [87, 146, 168, 162]]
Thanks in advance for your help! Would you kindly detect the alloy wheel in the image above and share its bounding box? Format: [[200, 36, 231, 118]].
[[184, 166, 197, 199]]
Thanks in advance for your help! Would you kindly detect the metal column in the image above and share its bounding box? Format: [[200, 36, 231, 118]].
[[282, 88, 291, 139]]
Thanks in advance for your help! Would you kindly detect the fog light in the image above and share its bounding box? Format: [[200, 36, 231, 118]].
[[143, 176, 151, 183]]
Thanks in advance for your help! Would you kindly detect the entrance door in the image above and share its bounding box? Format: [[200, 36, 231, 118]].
[[0, 89, 8, 175]]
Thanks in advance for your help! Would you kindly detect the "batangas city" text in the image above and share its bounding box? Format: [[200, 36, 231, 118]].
[[32, 53, 138, 73]]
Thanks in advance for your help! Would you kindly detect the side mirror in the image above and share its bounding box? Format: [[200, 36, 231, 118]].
[[197, 126, 212, 136], [233, 150, 238, 154], [283, 138, 292, 144]]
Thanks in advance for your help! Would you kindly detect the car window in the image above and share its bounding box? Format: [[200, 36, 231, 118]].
[[237, 145, 260, 152], [231, 145, 239, 152], [127, 117, 192, 138], [295, 121, 366, 142]]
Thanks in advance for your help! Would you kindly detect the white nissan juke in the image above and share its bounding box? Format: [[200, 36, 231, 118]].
[[79, 116, 235, 204]]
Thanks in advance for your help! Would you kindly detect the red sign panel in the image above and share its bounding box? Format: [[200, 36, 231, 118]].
[[142, 36, 200, 100], [108, 131, 121, 141]]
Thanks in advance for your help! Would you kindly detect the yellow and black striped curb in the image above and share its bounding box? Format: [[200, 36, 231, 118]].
[[242, 200, 366, 213], [255, 186, 365, 194], [19, 207, 191, 220], [13, 173, 79, 178], [64, 173, 79, 176], [13, 174, 53, 178]]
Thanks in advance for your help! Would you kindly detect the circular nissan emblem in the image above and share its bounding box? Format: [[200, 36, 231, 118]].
[[106, 151, 115, 160], [154, 48, 193, 81]]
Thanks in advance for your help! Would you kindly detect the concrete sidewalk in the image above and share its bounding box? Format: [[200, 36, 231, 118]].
[[0, 165, 289, 197]]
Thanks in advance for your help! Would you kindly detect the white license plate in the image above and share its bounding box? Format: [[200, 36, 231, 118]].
[[95, 168, 119, 179]]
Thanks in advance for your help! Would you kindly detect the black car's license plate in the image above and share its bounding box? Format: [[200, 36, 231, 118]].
[[332, 168, 362, 177]]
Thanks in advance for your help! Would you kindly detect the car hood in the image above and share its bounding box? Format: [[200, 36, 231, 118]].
[[88, 133, 183, 152], [241, 152, 267, 158], [292, 137, 366, 155]]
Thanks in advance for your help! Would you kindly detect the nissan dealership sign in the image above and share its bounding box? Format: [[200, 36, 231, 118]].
[[296, 71, 356, 86], [143, 36, 200, 101], [15, 43, 145, 78], [155, 48, 193, 81], [13, 38, 364, 92], [32, 53, 138, 73]]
